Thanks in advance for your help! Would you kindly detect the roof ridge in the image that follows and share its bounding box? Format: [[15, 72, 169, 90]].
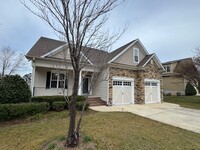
[[40, 36, 66, 43], [162, 57, 192, 64]]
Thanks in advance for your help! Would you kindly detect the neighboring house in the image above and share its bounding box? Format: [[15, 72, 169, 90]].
[[23, 73, 32, 88], [162, 58, 195, 95], [26, 37, 164, 105]]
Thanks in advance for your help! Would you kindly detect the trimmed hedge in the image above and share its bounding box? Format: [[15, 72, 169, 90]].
[[0, 102, 49, 121], [0, 75, 31, 104], [185, 82, 197, 96], [31, 95, 86, 109], [31, 96, 65, 109], [76, 101, 89, 111], [52, 101, 66, 111]]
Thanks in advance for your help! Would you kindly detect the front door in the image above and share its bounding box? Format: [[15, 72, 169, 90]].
[[82, 77, 89, 94]]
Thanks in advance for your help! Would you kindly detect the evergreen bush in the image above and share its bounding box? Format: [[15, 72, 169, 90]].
[[185, 82, 197, 96], [52, 101, 66, 111], [0, 102, 49, 121], [0, 75, 31, 104]]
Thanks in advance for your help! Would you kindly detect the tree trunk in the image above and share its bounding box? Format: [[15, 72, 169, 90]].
[[66, 69, 80, 147]]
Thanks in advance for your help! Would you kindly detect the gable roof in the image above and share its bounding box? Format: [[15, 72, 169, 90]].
[[26, 37, 66, 58], [107, 40, 136, 62], [26, 37, 108, 65], [107, 39, 149, 63], [137, 54, 155, 67], [26, 36, 163, 69]]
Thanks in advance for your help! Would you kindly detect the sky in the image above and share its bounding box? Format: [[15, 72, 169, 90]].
[[0, 0, 200, 75]]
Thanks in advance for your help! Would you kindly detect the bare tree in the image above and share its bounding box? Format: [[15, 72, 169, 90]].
[[193, 47, 200, 69], [175, 58, 200, 92], [193, 47, 200, 92], [0, 46, 25, 77], [22, 0, 125, 147]]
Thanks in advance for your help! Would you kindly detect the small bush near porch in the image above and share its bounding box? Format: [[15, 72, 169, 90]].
[[164, 96, 200, 110], [0, 110, 200, 150]]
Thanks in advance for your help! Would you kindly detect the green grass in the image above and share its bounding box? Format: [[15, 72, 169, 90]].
[[0, 110, 200, 150], [164, 96, 200, 109]]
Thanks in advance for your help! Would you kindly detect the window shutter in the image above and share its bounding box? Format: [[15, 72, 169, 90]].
[[46, 72, 51, 89], [65, 77, 68, 89]]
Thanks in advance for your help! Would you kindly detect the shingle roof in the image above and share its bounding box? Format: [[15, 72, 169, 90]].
[[137, 54, 154, 67], [82, 46, 109, 65], [26, 37, 140, 65], [173, 58, 193, 72], [26, 37, 66, 58], [162, 58, 192, 65], [107, 40, 136, 62]]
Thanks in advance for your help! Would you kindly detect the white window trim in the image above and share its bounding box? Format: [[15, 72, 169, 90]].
[[50, 70, 67, 89], [164, 65, 171, 72], [133, 48, 139, 63]]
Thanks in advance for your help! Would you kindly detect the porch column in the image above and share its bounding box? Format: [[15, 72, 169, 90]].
[[78, 70, 82, 95], [31, 64, 36, 97]]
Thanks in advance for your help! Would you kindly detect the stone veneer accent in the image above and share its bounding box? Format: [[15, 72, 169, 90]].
[[109, 59, 163, 105]]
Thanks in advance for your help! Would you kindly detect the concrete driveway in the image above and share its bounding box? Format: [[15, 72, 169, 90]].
[[90, 103, 200, 134]]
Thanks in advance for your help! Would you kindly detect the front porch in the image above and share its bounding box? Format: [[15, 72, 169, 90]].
[[32, 66, 96, 97]]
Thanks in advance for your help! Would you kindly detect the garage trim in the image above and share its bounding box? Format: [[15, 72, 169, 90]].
[[144, 79, 161, 104], [112, 76, 134, 105]]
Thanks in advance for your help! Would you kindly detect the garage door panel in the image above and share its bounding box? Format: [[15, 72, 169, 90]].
[[145, 86, 151, 103], [145, 80, 160, 104], [112, 79, 134, 105], [123, 86, 132, 104], [113, 86, 123, 104], [152, 86, 158, 102]]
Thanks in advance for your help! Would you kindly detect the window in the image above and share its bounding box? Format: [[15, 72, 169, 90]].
[[133, 48, 139, 63], [58, 73, 65, 88], [151, 82, 157, 86], [113, 81, 122, 86], [51, 73, 58, 88], [123, 81, 131, 86], [50, 72, 67, 88], [164, 65, 171, 72], [145, 82, 150, 86]]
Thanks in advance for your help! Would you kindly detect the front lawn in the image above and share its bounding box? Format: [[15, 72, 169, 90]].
[[164, 96, 200, 110], [0, 110, 200, 150]]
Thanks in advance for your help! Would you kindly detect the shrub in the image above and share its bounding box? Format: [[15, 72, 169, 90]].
[[0, 75, 31, 104], [0, 102, 49, 121], [185, 82, 197, 96], [166, 93, 171, 96], [31, 96, 65, 109], [31, 95, 86, 109], [52, 101, 66, 111], [76, 101, 89, 111]]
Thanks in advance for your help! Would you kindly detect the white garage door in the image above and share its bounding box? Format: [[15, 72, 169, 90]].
[[112, 77, 134, 105], [145, 79, 160, 104]]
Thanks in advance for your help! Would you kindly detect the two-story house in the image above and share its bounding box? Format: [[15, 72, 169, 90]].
[[162, 58, 195, 95]]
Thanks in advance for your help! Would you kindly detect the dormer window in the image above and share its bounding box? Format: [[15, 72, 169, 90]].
[[164, 65, 171, 72], [133, 48, 139, 63]]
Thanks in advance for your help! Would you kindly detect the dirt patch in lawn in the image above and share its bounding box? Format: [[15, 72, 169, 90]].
[[42, 136, 97, 150]]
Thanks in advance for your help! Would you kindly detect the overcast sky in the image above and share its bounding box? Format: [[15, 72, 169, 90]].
[[1, 0, 200, 75]]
